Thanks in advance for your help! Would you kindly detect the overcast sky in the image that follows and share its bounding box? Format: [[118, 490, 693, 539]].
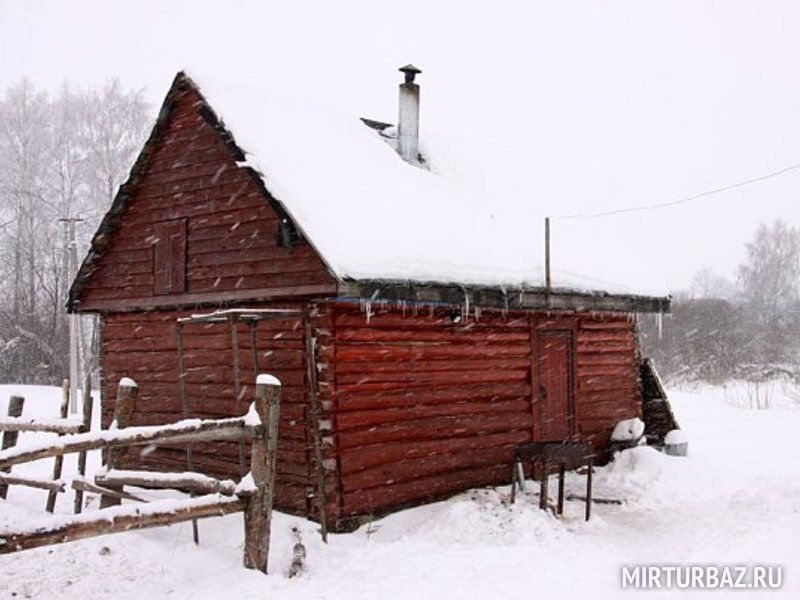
[[2, 0, 800, 292]]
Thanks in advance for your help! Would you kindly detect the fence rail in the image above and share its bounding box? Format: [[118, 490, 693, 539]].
[[0, 374, 282, 574]]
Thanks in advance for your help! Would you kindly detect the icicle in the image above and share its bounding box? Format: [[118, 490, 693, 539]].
[[474, 305, 481, 322], [367, 301, 374, 323], [463, 288, 470, 322], [657, 312, 663, 340]]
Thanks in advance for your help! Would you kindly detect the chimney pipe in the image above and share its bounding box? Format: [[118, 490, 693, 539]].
[[397, 64, 422, 163]]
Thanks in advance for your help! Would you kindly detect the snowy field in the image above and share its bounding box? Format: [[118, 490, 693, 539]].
[[0, 383, 798, 599]]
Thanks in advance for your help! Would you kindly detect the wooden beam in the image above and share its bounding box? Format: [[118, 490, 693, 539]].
[[95, 470, 236, 496], [0, 418, 257, 470], [0, 495, 246, 555], [72, 478, 146, 503], [0, 473, 64, 493], [0, 418, 84, 435]]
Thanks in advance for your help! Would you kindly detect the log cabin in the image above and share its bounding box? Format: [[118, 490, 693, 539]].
[[69, 67, 670, 531]]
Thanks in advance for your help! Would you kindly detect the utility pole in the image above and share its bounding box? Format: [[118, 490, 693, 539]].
[[60, 217, 84, 414]]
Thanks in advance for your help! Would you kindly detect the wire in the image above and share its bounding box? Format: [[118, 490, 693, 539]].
[[554, 160, 800, 220]]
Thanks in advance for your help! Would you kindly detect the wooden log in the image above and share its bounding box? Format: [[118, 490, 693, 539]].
[[72, 478, 146, 502], [46, 385, 70, 513], [0, 395, 24, 499], [102, 378, 139, 508], [0, 418, 85, 434], [0, 473, 64, 493], [74, 374, 94, 514], [0, 494, 246, 555], [96, 470, 236, 496], [243, 375, 281, 573], [0, 414, 256, 470]]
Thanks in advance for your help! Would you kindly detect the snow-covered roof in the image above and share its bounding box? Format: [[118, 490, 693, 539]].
[[189, 71, 669, 299]]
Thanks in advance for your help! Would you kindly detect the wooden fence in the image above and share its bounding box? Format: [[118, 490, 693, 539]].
[[0, 374, 282, 574]]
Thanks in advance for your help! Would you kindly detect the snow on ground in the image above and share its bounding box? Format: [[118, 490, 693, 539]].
[[1, 383, 798, 599]]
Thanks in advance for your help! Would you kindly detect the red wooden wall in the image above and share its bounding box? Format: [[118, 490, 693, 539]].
[[78, 82, 336, 312], [314, 302, 642, 528], [100, 306, 315, 516]]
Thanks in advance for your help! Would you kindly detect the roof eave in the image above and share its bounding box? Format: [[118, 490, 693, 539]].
[[338, 279, 671, 314]]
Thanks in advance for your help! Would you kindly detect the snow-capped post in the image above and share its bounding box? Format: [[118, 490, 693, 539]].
[[101, 377, 139, 508], [397, 64, 422, 163], [244, 374, 282, 573], [0, 395, 25, 499], [45, 381, 71, 512]]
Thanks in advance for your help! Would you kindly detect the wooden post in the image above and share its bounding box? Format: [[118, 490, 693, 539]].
[[45, 383, 70, 512], [100, 378, 138, 509], [557, 463, 566, 515], [73, 374, 93, 514], [243, 374, 281, 573], [0, 395, 25, 499], [585, 458, 593, 521], [539, 458, 549, 511]]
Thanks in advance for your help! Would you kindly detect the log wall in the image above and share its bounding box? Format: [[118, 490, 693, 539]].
[[321, 302, 642, 528], [78, 81, 336, 312], [100, 306, 315, 516]]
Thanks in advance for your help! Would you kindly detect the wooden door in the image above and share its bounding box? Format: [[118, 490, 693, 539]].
[[536, 330, 575, 441]]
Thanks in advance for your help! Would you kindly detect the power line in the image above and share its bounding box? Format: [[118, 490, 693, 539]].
[[554, 160, 800, 220]]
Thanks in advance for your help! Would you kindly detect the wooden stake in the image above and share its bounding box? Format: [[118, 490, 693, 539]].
[[243, 375, 281, 573], [0, 395, 24, 499], [74, 373, 93, 514], [0, 473, 63, 493], [100, 378, 139, 508], [45, 384, 70, 512]]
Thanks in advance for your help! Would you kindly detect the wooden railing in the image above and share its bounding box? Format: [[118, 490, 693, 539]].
[[0, 375, 282, 574]]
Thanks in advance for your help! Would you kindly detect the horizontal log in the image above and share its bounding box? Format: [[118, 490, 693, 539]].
[[342, 463, 510, 517], [333, 311, 530, 330], [335, 343, 531, 362], [0, 418, 256, 469], [339, 429, 531, 474], [0, 494, 246, 555], [96, 470, 237, 496], [577, 319, 632, 330], [336, 368, 529, 389], [337, 381, 532, 412], [335, 369, 528, 395], [335, 399, 530, 432], [338, 412, 533, 449], [336, 329, 531, 343], [0, 473, 65, 493], [343, 443, 518, 492], [334, 356, 531, 376], [0, 417, 85, 434]]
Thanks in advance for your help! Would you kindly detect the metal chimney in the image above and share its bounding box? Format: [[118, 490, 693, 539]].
[[397, 64, 422, 163]]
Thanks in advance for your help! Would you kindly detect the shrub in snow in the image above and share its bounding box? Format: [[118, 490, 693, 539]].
[[611, 418, 645, 442]]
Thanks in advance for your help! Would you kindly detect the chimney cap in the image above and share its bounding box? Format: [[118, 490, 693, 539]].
[[399, 64, 422, 84]]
